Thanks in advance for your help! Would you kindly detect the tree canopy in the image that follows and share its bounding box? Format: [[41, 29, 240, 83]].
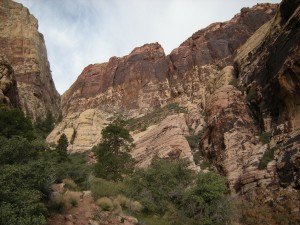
[[94, 123, 135, 181]]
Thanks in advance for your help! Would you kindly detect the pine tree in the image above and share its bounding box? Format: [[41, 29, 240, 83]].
[[56, 133, 68, 162], [95, 123, 135, 181]]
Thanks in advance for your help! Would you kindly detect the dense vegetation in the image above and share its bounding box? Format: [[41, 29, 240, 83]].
[[0, 106, 92, 225], [91, 120, 232, 225], [0, 105, 231, 224]]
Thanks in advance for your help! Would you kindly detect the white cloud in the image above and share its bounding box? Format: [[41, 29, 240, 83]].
[[15, 0, 281, 94]]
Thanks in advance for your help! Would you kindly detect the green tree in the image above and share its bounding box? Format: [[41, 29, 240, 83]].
[[94, 123, 135, 181], [35, 112, 54, 138], [0, 136, 55, 225], [127, 156, 193, 214], [56, 133, 68, 162], [0, 105, 35, 141], [181, 171, 231, 225]]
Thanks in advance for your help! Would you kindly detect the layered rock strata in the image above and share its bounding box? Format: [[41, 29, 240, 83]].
[[131, 114, 197, 170], [0, 0, 60, 120]]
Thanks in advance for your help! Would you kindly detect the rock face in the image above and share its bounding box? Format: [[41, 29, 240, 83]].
[[131, 114, 197, 170], [0, 0, 60, 120], [46, 109, 108, 153], [62, 43, 170, 117], [0, 54, 19, 107], [47, 3, 280, 185], [232, 0, 300, 192]]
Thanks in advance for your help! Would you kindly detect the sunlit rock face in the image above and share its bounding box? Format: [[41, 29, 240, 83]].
[[0, 0, 60, 120]]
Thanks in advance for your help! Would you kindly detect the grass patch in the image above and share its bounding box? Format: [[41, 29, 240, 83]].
[[91, 178, 128, 199], [135, 213, 173, 225], [124, 103, 186, 131]]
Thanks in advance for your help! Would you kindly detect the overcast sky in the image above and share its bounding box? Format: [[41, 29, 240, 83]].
[[15, 0, 280, 94]]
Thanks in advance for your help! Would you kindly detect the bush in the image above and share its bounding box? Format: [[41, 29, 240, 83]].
[[185, 135, 199, 150], [258, 147, 276, 170], [260, 132, 271, 145], [91, 178, 128, 200], [0, 105, 35, 141], [69, 198, 78, 207], [229, 78, 238, 88], [246, 88, 257, 102], [48, 194, 66, 213], [63, 178, 78, 190], [127, 157, 193, 214], [126, 200, 143, 213], [96, 197, 114, 211], [181, 172, 231, 225]]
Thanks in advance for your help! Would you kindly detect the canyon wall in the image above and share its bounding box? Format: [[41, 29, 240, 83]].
[[0, 0, 60, 120]]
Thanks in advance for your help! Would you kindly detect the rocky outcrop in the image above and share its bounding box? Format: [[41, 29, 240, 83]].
[[62, 43, 170, 117], [131, 114, 197, 170], [47, 109, 108, 153], [168, 3, 277, 107], [0, 0, 60, 120], [232, 0, 300, 192], [0, 55, 19, 107], [54, 4, 276, 155]]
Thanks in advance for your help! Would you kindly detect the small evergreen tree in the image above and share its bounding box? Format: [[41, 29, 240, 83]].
[[56, 133, 68, 162], [95, 123, 135, 181]]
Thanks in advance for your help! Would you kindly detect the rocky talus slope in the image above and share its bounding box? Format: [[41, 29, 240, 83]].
[[48, 4, 277, 173], [0, 0, 60, 120]]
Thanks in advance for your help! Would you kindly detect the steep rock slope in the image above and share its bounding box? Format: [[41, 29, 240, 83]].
[[62, 43, 170, 117], [0, 0, 60, 120], [232, 0, 300, 191], [48, 4, 278, 172]]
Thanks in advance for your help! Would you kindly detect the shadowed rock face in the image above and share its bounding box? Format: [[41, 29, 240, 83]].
[[0, 55, 19, 107], [0, 0, 60, 120]]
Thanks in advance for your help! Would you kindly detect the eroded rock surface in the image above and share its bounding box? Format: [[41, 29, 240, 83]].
[[131, 114, 197, 170], [0, 55, 19, 107], [0, 0, 60, 119]]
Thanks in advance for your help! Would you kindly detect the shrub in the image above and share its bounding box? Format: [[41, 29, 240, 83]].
[[258, 147, 276, 170], [97, 197, 114, 211], [69, 198, 78, 207], [181, 172, 231, 225], [229, 78, 238, 88], [126, 200, 143, 213], [127, 157, 192, 214], [0, 105, 35, 141], [91, 178, 127, 200], [48, 194, 66, 213], [260, 132, 271, 145], [246, 88, 257, 102], [63, 178, 78, 190], [115, 194, 130, 207], [185, 135, 199, 150]]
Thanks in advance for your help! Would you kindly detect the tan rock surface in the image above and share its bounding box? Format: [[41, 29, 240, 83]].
[[131, 114, 198, 170], [0, 0, 60, 119], [47, 109, 108, 153]]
